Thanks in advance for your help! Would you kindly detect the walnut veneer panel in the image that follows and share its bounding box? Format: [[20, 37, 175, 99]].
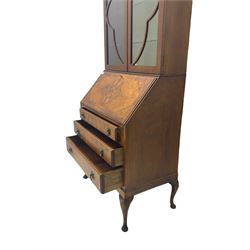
[[81, 72, 158, 125]]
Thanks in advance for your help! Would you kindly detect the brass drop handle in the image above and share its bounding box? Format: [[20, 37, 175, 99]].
[[76, 129, 80, 136], [89, 171, 95, 180], [106, 128, 111, 136], [81, 113, 85, 119], [99, 150, 104, 157], [68, 147, 73, 154]]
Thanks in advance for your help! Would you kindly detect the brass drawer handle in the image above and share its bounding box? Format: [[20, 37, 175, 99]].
[[106, 128, 111, 136], [89, 171, 95, 180], [99, 150, 104, 157], [76, 129, 80, 136], [81, 113, 85, 119], [68, 147, 73, 154]]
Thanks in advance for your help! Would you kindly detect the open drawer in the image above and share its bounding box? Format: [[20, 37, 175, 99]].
[[74, 120, 123, 167], [66, 136, 124, 194]]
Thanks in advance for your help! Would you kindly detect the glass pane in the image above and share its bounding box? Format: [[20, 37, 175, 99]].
[[132, 0, 159, 66], [106, 0, 125, 66]]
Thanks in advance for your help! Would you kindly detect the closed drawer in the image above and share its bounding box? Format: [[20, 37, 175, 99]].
[[74, 120, 123, 167], [66, 136, 124, 194], [80, 108, 119, 142]]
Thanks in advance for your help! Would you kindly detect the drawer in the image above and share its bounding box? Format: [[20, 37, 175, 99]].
[[66, 136, 124, 194], [80, 108, 119, 142], [74, 120, 123, 167]]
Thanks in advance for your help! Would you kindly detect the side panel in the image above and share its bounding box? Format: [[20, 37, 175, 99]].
[[160, 0, 192, 75], [123, 76, 186, 196]]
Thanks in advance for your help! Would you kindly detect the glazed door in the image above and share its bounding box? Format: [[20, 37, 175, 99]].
[[128, 0, 163, 74], [104, 0, 127, 71]]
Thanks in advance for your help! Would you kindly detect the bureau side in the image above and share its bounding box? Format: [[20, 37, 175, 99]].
[[121, 76, 186, 197]]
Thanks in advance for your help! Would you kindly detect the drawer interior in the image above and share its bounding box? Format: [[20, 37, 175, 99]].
[[74, 120, 123, 167], [75, 120, 121, 149]]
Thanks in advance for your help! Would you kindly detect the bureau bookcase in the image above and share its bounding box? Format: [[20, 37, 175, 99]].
[[66, 0, 192, 232]]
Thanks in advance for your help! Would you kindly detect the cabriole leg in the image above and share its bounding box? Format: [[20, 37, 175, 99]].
[[119, 195, 134, 232], [169, 179, 179, 209]]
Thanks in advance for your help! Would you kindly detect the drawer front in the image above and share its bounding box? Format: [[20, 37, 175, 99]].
[[74, 121, 123, 167], [66, 136, 124, 193], [80, 108, 119, 142]]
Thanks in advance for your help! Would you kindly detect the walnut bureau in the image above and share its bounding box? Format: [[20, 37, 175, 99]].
[[66, 0, 192, 232]]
